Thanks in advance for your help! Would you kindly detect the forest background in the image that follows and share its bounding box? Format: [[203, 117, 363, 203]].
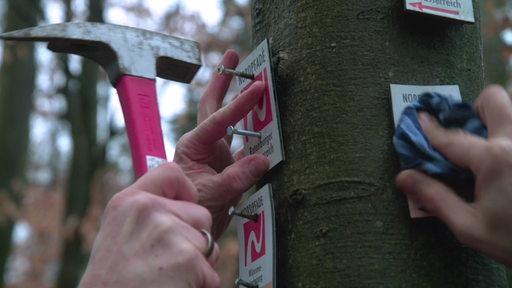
[[0, 0, 510, 287]]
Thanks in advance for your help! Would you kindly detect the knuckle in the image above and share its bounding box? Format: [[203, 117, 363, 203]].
[[130, 193, 157, 215], [443, 129, 466, 143], [480, 140, 512, 170], [173, 133, 192, 157], [160, 161, 180, 170], [177, 243, 210, 271], [104, 191, 131, 216], [154, 161, 182, 176], [452, 223, 475, 246], [194, 204, 213, 228], [490, 140, 512, 163], [112, 192, 157, 219], [220, 167, 247, 194], [449, 211, 484, 249], [181, 241, 202, 261]]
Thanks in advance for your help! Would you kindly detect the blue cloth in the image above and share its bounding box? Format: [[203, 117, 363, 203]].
[[393, 92, 487, 185]]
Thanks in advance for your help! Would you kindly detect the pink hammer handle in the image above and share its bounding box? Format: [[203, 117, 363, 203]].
[[116, 75, 167, 178]]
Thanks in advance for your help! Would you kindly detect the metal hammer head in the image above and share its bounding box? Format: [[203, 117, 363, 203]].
[[0, 22, 201, 85]]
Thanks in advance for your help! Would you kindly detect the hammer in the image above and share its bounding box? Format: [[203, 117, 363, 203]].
[[1, 22, 201, 178]]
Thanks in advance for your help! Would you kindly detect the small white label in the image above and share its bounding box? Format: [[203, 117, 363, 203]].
[[236, 39, 285, 170], [146, 155, 168, 171], [390, 84, 461, 127], [235, 184, 275, 288], [390, 84, 461, 218], [404, 0, 475, 23]]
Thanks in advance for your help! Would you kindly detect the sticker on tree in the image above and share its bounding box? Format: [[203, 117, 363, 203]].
[[404, 0, 474, 23], [390, 84, 461, 218], [234, 184, 276, 288], [235, 39, 285, 170]]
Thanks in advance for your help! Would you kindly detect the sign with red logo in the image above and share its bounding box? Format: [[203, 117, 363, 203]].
[[242, 69, 272, 140], [243, 211, 266, 266], [236, 39, 284, 170], [235, 184, 275, 287]]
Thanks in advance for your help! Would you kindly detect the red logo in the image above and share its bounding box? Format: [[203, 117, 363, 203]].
[[243, 211, 265, 266], [242, 69, 272, 142]]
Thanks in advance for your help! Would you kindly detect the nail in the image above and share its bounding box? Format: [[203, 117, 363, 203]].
[[217, 65, 255, 79], [229, 206, 258, 222], [227, 126, 262, 139], [235, 278, 258, 288]]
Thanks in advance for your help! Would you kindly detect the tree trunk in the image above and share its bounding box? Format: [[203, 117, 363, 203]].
[[252, 0, 508, 286], [0, 1, 40, 287], [56, 1, 106, 287]]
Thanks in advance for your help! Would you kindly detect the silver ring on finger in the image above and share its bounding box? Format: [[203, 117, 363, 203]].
[[199, 229, 214, 259]]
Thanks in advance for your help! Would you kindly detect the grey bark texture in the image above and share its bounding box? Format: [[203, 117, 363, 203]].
[[251, 0, 508, 286]]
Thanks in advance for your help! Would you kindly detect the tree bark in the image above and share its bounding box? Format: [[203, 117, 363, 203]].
[[252, 0, 508, 286], [0, 1, 40, 287]]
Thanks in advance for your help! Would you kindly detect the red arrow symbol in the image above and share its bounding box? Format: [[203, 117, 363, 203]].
[[409, 2, 460, 15]]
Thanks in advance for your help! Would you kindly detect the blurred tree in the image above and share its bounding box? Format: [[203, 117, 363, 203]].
[[482, 0, 509, 86], [0, 1, 41, 287], [252, 0, 508, 286], [55, 0, 107, 287]]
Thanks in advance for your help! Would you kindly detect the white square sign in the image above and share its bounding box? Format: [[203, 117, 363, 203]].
[[235, 184, 275, 288], [390, 84, 461, 218], [404, 0, 475, 23], [236, 39, 284, 170]]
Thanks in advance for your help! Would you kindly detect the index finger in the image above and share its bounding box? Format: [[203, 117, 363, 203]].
[[190, 81, 265, 151], [418, 112, 488, 172], [198, 50, 239, 123], [474, 85, 512, 138]]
